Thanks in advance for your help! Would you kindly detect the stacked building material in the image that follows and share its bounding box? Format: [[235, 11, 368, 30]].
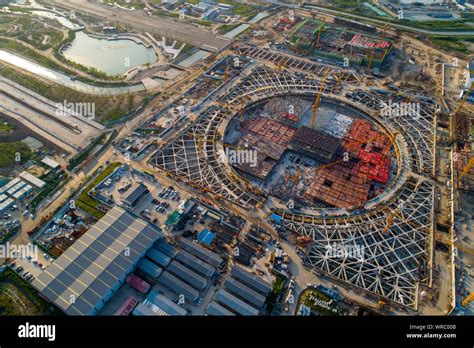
[[244, 116, 296, 146], [290, 126, 340, 163], [304, 162, 370, 209], [342, 118, 391, 157], [355, 150, 391, 183]]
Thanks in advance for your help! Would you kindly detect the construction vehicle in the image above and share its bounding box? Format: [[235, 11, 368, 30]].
[[310, 71, 331, 129], [461, 292, 474, 307]]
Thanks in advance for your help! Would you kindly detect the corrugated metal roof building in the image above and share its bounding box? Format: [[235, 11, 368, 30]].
[[178, 238, 224, 268], [122, 183, 149, 208], [154, 240, 177, 258], [32, 207, 163, 315], [224, 278, 267, 308], [133, 300, 168, 316], [146, 248, 171, 268], [206, 301, 236, 316], [167, 260, 208, 291], [137, 258, 163, 280], [214, 289, 259, 316], [146, 290, 187, 316], [157, 271, 200, 303], [175, 250, 216, 278], [231, 266, 272, 295]]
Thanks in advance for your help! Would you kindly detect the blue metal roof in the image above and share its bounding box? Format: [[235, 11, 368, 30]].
[[197, 228, 216, 246]]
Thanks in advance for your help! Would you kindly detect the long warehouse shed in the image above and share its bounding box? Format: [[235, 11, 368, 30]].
[[231, 266, 272, 295], [214, 289, 259, 316], [146, 248, 171, 268], [224, 278, 267, 309], [178, 238, 224, 269], [175, 250, 217, 278], [206, 301, 236, 316], [167, 260, 208, 291], [157, 271, 200, 303]]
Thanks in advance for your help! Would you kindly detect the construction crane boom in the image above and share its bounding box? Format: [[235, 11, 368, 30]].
[[462, 292, 474, 307], [459, 157, 474, 180], [311, 72, 331, 129]]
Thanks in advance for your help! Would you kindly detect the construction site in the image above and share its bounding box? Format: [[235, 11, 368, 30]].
[[222, 93, 396, 210], [278, 16, 394, 69], [150, 57, 440, 311], [2, 1, 474, 327]]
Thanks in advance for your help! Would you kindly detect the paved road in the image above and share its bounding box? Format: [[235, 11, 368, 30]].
[[272, 1, 474, 36], [51, 0, 231, 50]]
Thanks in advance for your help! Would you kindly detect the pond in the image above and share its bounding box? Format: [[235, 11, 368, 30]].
[[61, 32, 157, 76]]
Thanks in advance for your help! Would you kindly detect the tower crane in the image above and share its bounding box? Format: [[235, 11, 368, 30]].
[[459, 157, 474, 181], [315, 26, 326, 49], [451, 82, 473, 143], [462, 292, 474, 308], [310, 71, 331, 129], [368, 24, 388, 70]]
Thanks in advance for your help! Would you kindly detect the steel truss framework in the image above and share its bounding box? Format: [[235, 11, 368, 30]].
[[346, 90, 437, 176], [151, 66, 436, 309], [234, 45, 362, 83], [150, 106, 263, 207]]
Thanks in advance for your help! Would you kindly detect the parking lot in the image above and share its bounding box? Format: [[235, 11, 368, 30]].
[[7, 246, 55, 283], [94, 166, 192, 232]]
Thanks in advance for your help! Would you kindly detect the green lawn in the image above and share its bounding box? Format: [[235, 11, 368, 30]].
[[429, 36, 473, 54], [77, 162, 121, 219], [0, 268, 64, 316], [0, 142, 31, 168], [0, 121, 14, 132]]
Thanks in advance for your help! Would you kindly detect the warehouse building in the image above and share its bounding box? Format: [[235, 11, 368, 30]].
[[231, 266, 272, 295], [167, 260, 208, 291], [121, 183, 150, 208], [19, 171, 46, 189], [146, 290, 187, 316], [154, 239, 177, 258], [137, 258, 163, 280], [156, 271, 200, 303], [224, 278, 267, 308], [32, 207, 163, 315], [214, 289, 259, 316], [146, 248, 171, 268], [206, 301, 236, 316], [178, 238, 225, 269], [0, 178, 21, 194], [133, 300, 169, 316], [175, 250, 217, 278]]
